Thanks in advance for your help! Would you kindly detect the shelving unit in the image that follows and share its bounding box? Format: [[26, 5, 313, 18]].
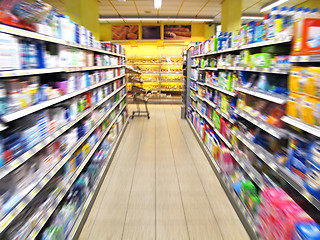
[[185, 35, 320, 239], [127, 54, 183, 103], [0, 23, 128, 240]]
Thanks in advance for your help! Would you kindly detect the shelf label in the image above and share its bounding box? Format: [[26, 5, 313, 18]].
[[290, 56, 298, 62], [273, 68, 280, 73], [300, 56, 309, 62], [252, 67, 257, 71]]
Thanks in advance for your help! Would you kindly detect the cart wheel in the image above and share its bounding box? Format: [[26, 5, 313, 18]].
[[148, 115, 150, 119]]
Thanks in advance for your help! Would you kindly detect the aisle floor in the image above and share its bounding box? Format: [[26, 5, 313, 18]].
[[79, 105, 249, 240]]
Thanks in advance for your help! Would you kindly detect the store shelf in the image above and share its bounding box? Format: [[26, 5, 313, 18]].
[[2, 74, 125, 123], [0, 65, 125, 78], [281, 116, 320, 138], [0, 24, 125, 57], [232, 129, 320, 212], [191, 65, 198, 68], [190, 78, 197, 81], [187, 118, 259, 240], [205, 83, 237, 97], [202, 114, 232, 149], [66, 118, 129, 240], [205, 67, 218, 71], [190, 95, 197, 102], [203, 98, 217, 108], [161, 72, 183, 74], [161, 63, 183, 65], [235, 87, 287, 104], [161, 89, 183, 92], [197, 95, 205, 102], [197, 68, 206, 71], [190, 104, 196, 111], [290, 55, 320, 63], [0, 100, 127, 235], [230, 151, 264, 189], [234, 109, 287, 139], [216, 108, 235, 124], [141, 72, 160, 74], [125, 67, 141, 75], [218, 66, 290, 74], [197, 81, 205, 86], [27, 105, 127, 240], [132, 63, 160, 65], [0, 87, 126, 181], [192, 38, 292, 58], [190, 86, 197, 91]]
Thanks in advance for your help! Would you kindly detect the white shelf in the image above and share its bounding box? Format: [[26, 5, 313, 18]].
[[2, 74, 125, 123], [192, 37, 291, 58], [233, 129, 320, 212], [234, 108, 287, 139], [0, 101, 127, 235], [66, 118, 129, 240], [190, 96, 197, 102], [282, 116, 320, 138], [205, 67, 218, 71], [290, 55, 320, 63], [190, 78, 197, 81], [203, 98, 217, 108], [218, 66, 289, 74], [0, 24, 125, 57], [235, 87, 287, 104], [0, 65, 125, 78], [197, 95, 205, 102], [205, 83, 237, 97], [0, 89, 126, 181], [202, 114, 232, 149], [190, 86, 197, 92], [26, 105, 127, 239], [202, 97, 234, 124], [197, 81, 205, 86], [191, 65, 198, 68]]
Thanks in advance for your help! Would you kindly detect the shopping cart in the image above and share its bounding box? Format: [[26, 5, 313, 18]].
[[126, 68, 150, 119], [131, 84, 150, 119]]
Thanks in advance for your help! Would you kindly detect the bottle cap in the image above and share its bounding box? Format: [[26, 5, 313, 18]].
[[311, 8, 318, 13], [281, 6, 287, 12], [289, 6, 296, 12], [297, 7, 303, 12], [272, 6, 278, 12], [304, 7, 310, 13]]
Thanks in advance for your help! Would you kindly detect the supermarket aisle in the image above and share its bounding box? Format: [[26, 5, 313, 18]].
[[79, 105, 249, 240]]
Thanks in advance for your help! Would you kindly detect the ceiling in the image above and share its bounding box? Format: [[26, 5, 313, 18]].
[[45, 0, 307, 22]]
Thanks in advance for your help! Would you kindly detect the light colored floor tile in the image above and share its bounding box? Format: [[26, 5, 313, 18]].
[[79, 104, 249, 240]]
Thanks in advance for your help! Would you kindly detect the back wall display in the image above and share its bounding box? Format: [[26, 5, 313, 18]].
[[164, 25, 191, 40], [112, 25, 139, 40], [142, 25, 161, 39]]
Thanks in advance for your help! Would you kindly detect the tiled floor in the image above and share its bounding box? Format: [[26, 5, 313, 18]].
[[79, 105, 249, 240]]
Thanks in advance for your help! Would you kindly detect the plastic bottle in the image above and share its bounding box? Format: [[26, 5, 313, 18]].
[[311, 8, 319, 16], [275, 14, 283, 34], [218, 32, 223, 51], [286, 6, 296, 36], [255, 22, 263, 43], [247, 21, 255, 44], [0, 82, 6, 116], [227, 32, 232, 48], [263, 14, 269, 41], [268, 7, 279, 40]]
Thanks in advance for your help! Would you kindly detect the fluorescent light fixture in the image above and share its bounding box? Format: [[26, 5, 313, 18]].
[[99, 17, 213, 22], [260, 0, 288, 12], [154, 0, 162, 9], [241, 16, 264, 20]]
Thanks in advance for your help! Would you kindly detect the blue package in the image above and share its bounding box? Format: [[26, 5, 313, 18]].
[[294, 223, 320, 240]]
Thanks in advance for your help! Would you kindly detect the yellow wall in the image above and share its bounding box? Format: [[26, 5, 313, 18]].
[[65, 0, 100, 40], [296, 0, 320, 9], [221, 0, 242, 32]]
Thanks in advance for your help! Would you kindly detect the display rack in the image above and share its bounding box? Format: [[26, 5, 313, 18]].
[[0, 23, 128, 239], [127, 54, 183, 103], [185, 35, 320, 238]]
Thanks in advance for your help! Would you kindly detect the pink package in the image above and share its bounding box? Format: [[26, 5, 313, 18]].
[[220, 118, 227, 137]]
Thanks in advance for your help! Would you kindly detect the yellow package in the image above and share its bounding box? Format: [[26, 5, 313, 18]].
[[306, 67, 320, 97], [289, 67, 301, 92], [301, 96, 320, 126], [287, 92, 304, 119]]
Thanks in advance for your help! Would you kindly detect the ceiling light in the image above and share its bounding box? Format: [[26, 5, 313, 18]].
[[241, 16, 264, 20], [99, 17, 213, 22], [154, 0, 162, 9], [260, 0, 288, 12]]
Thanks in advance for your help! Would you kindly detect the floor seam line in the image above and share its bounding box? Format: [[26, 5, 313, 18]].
[[120, 118, 145, 240], [164, 105, 191, 240], [86, 120, 133, 239], [171, 105, 225, 239]]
